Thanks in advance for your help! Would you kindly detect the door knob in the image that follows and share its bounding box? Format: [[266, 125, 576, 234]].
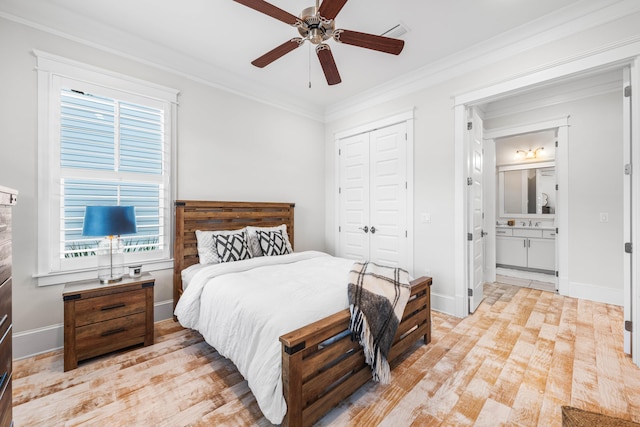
[[370, 226, 376, 234], [358, 226, 369, 233]]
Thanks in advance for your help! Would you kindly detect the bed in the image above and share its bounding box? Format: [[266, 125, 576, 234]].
[[173, 200, 432, 426]]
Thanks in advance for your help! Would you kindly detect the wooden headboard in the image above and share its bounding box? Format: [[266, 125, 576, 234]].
[[173, 200, 295, 311]]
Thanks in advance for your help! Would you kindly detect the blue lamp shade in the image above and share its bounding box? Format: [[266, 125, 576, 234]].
[[82, 206, 137, 237]]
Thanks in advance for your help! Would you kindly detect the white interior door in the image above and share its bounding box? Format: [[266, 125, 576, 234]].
[[623, 66, 632, 354], [468, 108, 485, 313], [338, 122, 409, 269], [338, 133, 370, 261], [369, 123, 408, 267]]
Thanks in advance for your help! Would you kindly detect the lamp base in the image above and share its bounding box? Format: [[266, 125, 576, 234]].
[[96, 236, 125, 284], [99, 276, 124, 284]]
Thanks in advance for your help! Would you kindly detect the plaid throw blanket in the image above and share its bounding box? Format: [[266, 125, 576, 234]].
[[348, 261, 411, 383]]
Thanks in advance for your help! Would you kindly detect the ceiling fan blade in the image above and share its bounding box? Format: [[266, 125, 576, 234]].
[[318, 0, 348, 21], [251, 38, 304, 68], [316, 44, 341, 85], [233, 0, 299, 25], [333, 29, 404, 55]]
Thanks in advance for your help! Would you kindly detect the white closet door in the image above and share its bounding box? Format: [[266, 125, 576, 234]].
[[369, 122, 407, 267], [339, 132, 371, 261], [338, 122, 408, 269]]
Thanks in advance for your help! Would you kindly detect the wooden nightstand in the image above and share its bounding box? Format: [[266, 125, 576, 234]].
[[63, 274, 155, 371]]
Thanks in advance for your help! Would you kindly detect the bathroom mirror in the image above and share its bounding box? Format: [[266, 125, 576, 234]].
[[498, 161, 555, 217]]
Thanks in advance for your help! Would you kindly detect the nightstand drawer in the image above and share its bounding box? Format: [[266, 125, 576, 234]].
[[76, 312, 147, 360], [75, 289, 146, 326], [0, 279, 10, 340]]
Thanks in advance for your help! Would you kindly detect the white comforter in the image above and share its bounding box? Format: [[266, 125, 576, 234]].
[[174, 251, 355, 424]]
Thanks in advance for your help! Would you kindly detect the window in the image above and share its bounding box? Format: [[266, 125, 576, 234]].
[[36, 51, 178, 284]]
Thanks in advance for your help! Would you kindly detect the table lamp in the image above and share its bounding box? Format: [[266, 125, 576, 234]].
[[82, 206, 137, 283]]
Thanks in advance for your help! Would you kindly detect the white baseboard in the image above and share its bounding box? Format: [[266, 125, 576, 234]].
[[13, 299, 174, 360], [431, 292, 457, 316], [568, 281, 623, 306]]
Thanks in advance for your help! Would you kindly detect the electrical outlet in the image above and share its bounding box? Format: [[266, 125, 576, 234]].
[[599, 212, 609, 223], [421, 213, 431, 223]]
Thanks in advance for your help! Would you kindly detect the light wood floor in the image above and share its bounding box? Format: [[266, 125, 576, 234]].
[[12, 282, 640, 426]]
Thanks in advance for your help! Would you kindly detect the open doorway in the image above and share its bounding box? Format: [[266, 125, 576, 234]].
[[455, 60, 639, 364], [491, 129, 558, 293]]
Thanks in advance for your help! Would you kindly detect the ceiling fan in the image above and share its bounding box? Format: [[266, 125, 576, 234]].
[[234, 0, 405, 85]]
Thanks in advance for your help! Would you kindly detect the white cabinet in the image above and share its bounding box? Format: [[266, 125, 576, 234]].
[[496, 236, 527, 267], [496, 228, 555, 272], [527, 238, 555, 270]]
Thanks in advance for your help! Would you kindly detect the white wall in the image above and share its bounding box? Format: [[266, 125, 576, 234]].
[[324, 11, 640, 314], [0, 17, 326, 358]]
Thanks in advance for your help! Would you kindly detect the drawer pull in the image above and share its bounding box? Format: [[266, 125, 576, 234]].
[[0, 314, 6, 330], [101, 303, 126, 311], [101, 327, 126, 337], [0, 224, 6, 233], [0, 372, 7, 391]]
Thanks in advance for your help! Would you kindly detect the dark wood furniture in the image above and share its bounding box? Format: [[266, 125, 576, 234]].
[[63, 274, 155, 371], [0, 185, 17, 427], [173, 200, 432, 427]]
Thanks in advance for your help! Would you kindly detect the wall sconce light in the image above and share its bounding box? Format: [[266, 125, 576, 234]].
[[82, 206, 137, 283], [516, 147, 544, 160]]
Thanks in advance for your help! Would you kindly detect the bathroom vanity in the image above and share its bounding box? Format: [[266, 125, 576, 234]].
[[496, 226, 556, 273]]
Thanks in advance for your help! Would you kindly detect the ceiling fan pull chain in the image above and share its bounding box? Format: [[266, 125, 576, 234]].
[[308, 42, 312, 88]]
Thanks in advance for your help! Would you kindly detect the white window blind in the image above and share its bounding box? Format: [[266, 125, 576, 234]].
[[60, 88, 164, 259], [36, 51, 178, 284]]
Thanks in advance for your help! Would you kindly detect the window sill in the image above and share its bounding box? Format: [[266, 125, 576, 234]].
[[33, 258, 174, 287]]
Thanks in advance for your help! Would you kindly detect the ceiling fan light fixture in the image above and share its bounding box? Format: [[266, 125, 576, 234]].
[[235, 0, 406, 85], [309, 28, 325, 44]]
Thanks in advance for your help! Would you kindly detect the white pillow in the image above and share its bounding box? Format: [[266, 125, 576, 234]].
[[195, 228, 246, 264], [246, 224, 293, 257]]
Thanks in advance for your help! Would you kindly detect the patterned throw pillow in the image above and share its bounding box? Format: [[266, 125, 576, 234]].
[[212, 232, 252, 263], [256, 230, 291, 256], [246, 224, 293, 257], [195, 228, 246, 264]]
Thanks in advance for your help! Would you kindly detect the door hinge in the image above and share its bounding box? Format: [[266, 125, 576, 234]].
[[624, 85, 631, 98], [556, 227, 559, 234], [555, 271, 559, 277], [555, 140, 558, 148], [405, 181, 408, 189], [467, 121, 473, 130], [467, 232, 473, 241], [625, 164, 632, 175], [467, 177, 473, 186], [468, 288, 473, 297], [338, 148, 341, 155], [339, 187, 341, 194], [405, 230, 408, 238], [556, 184, 559, 191], [625, 320, 633, 332], [625, 242, 632, 254], [405, 133, 408, 140], [338, 226, 341, 232]]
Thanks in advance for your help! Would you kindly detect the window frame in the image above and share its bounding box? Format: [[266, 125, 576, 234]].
[[35, 50, 178, 286]]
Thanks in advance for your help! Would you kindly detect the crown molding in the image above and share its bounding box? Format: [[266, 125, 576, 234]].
[[324, 0, 640, 122], [0, 11, 326, 123]]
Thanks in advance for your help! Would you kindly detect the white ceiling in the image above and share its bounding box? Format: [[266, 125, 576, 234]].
[[0, 0, 629, 118]]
